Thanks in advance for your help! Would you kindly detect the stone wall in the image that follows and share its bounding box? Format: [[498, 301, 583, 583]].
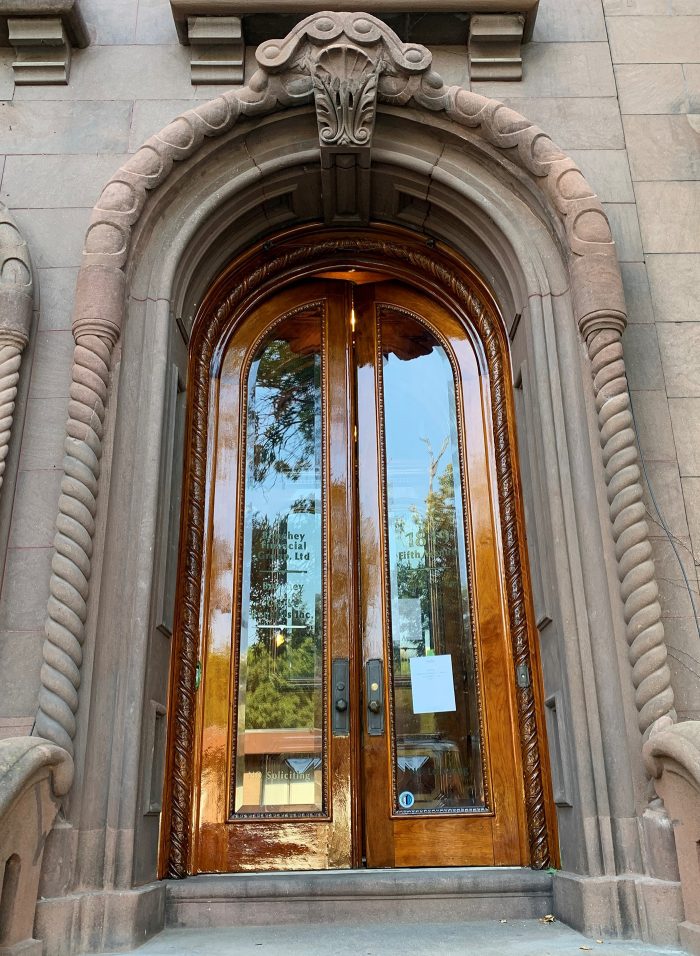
[[0, 0, 698, 732]]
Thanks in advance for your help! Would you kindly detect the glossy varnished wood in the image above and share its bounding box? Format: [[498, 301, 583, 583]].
[[161, 223, 558, 877]]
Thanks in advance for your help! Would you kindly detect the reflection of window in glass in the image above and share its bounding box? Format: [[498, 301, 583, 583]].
[[234, 313, 324, 814], [381, 312, 485, 812]]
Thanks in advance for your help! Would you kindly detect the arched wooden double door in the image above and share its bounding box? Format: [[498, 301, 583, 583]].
[[166, 242, 552, 875]]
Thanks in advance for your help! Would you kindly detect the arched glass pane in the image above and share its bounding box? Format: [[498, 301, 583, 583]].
[[381, 312, 485, 813], [234, 313, 324, 815]]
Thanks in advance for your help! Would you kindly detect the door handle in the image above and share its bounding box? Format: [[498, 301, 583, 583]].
[[366, 659, 384, 736], [332, 658, 350, 736]]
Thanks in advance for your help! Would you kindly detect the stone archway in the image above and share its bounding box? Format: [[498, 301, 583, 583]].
[[33, 10, 674, 792]]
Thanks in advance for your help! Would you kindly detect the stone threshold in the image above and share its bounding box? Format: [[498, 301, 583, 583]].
[[166, 867, 554, 928]]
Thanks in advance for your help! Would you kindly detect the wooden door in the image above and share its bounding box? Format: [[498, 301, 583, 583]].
[[192, 280, 358, 871], [354, 281, 527, 867], [188, 275, 528, 873]]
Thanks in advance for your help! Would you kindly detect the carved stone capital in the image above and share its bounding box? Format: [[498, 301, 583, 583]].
[[0, 203, 33, 345]]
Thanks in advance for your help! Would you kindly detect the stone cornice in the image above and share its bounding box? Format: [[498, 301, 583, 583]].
[[170, 0, 540, 43]]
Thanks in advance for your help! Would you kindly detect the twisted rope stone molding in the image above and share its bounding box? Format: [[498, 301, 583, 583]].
[[589, 329, 676, 736], [0, 203, 33, 495], [34, 11, 674, 766]]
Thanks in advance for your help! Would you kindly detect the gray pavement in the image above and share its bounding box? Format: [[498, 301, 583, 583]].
[[94, 920, 683, 955]]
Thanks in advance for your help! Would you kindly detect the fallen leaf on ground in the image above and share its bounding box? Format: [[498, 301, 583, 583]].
[[580, 947, 592, 952], [540, 914, 556, 923]]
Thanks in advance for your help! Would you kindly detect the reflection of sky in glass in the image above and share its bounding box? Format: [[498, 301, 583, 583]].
[[383, 343, 470, 651]]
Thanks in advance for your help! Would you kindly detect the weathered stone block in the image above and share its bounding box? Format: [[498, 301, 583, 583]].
[[0, 101, 132, 154], [37, 268, 78, 332], [1, 153, 129, 209], [567, 149, 634, 202], [128, 99, 194, 151], [603, 203, 644, 262], [681, 476, 700, 538], [620, 262, 655, 324], [0, 630, 44, 717], [137, 0, 178, 44], [27, 330, 74, 399], [80, 0, 138, 45], [624, 115, 700, 181], [640, 460, 690, 540], [629, 389, 677, 462], [615, 64, 688, 115], [8, 469, 63, 549], [10, 207, 90, 268], [646, 254, 700, 324], [686, 64, 700, 113], [12, 44, 193, 101], [604, 0, 669, 12], [623, 324, 665, 390], [533, 0, 606, 42], [430, 47, 470, 88], [496, 96, 624, 147], [607, 15, 700, 64], [472, 41, 616, 98], [657, 322, 700, 396], [18, 396, 68, 471], [669, 397, 700, 476], [636, 182, 700, 254], [0, 547, 52, 631]]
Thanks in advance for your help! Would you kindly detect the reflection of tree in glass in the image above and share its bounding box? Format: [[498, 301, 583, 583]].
[[394, 438, 461, 660], [246, 636, 320, 729], [245, 512, 322, 730], [250, 341, 318, 484]]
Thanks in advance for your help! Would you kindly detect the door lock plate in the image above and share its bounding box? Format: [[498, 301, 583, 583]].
[[332, 658, 350, 736], [366, 659, 384, 736]]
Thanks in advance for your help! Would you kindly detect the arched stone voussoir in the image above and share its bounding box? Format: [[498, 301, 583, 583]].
[[34, 9, 674, 780]]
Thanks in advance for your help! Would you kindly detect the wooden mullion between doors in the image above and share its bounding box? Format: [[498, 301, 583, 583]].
[[353, 283, 396, 868]]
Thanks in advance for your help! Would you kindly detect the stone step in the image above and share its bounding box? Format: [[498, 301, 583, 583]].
[[92, 919, 685, 956], [166, 867, 554, 928]]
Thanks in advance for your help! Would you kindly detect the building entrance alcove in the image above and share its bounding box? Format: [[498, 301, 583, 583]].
[[24, 14, 687, 950], [162, 228, 556, 875]]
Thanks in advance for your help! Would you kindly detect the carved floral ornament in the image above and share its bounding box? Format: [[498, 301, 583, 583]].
[[33, 12, 678, 806]]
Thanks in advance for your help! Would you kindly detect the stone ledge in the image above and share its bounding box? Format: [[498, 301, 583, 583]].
[[0, 0, 88, 85]]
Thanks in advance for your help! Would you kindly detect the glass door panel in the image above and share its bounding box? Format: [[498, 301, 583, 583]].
[[380, 311, 486, 814], [234, 313, 324, 816]]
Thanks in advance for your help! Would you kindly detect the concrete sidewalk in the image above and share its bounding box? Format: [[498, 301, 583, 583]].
[[94, 920, 683, 955]]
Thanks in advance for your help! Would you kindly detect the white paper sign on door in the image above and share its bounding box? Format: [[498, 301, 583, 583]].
[[409, 655, 457, 714]]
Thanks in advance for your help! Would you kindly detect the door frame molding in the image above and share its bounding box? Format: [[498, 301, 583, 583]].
[[161, 222, 558, 877]]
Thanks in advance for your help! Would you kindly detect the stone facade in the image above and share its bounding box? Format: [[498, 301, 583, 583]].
[[0, 1, 698, 954]]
